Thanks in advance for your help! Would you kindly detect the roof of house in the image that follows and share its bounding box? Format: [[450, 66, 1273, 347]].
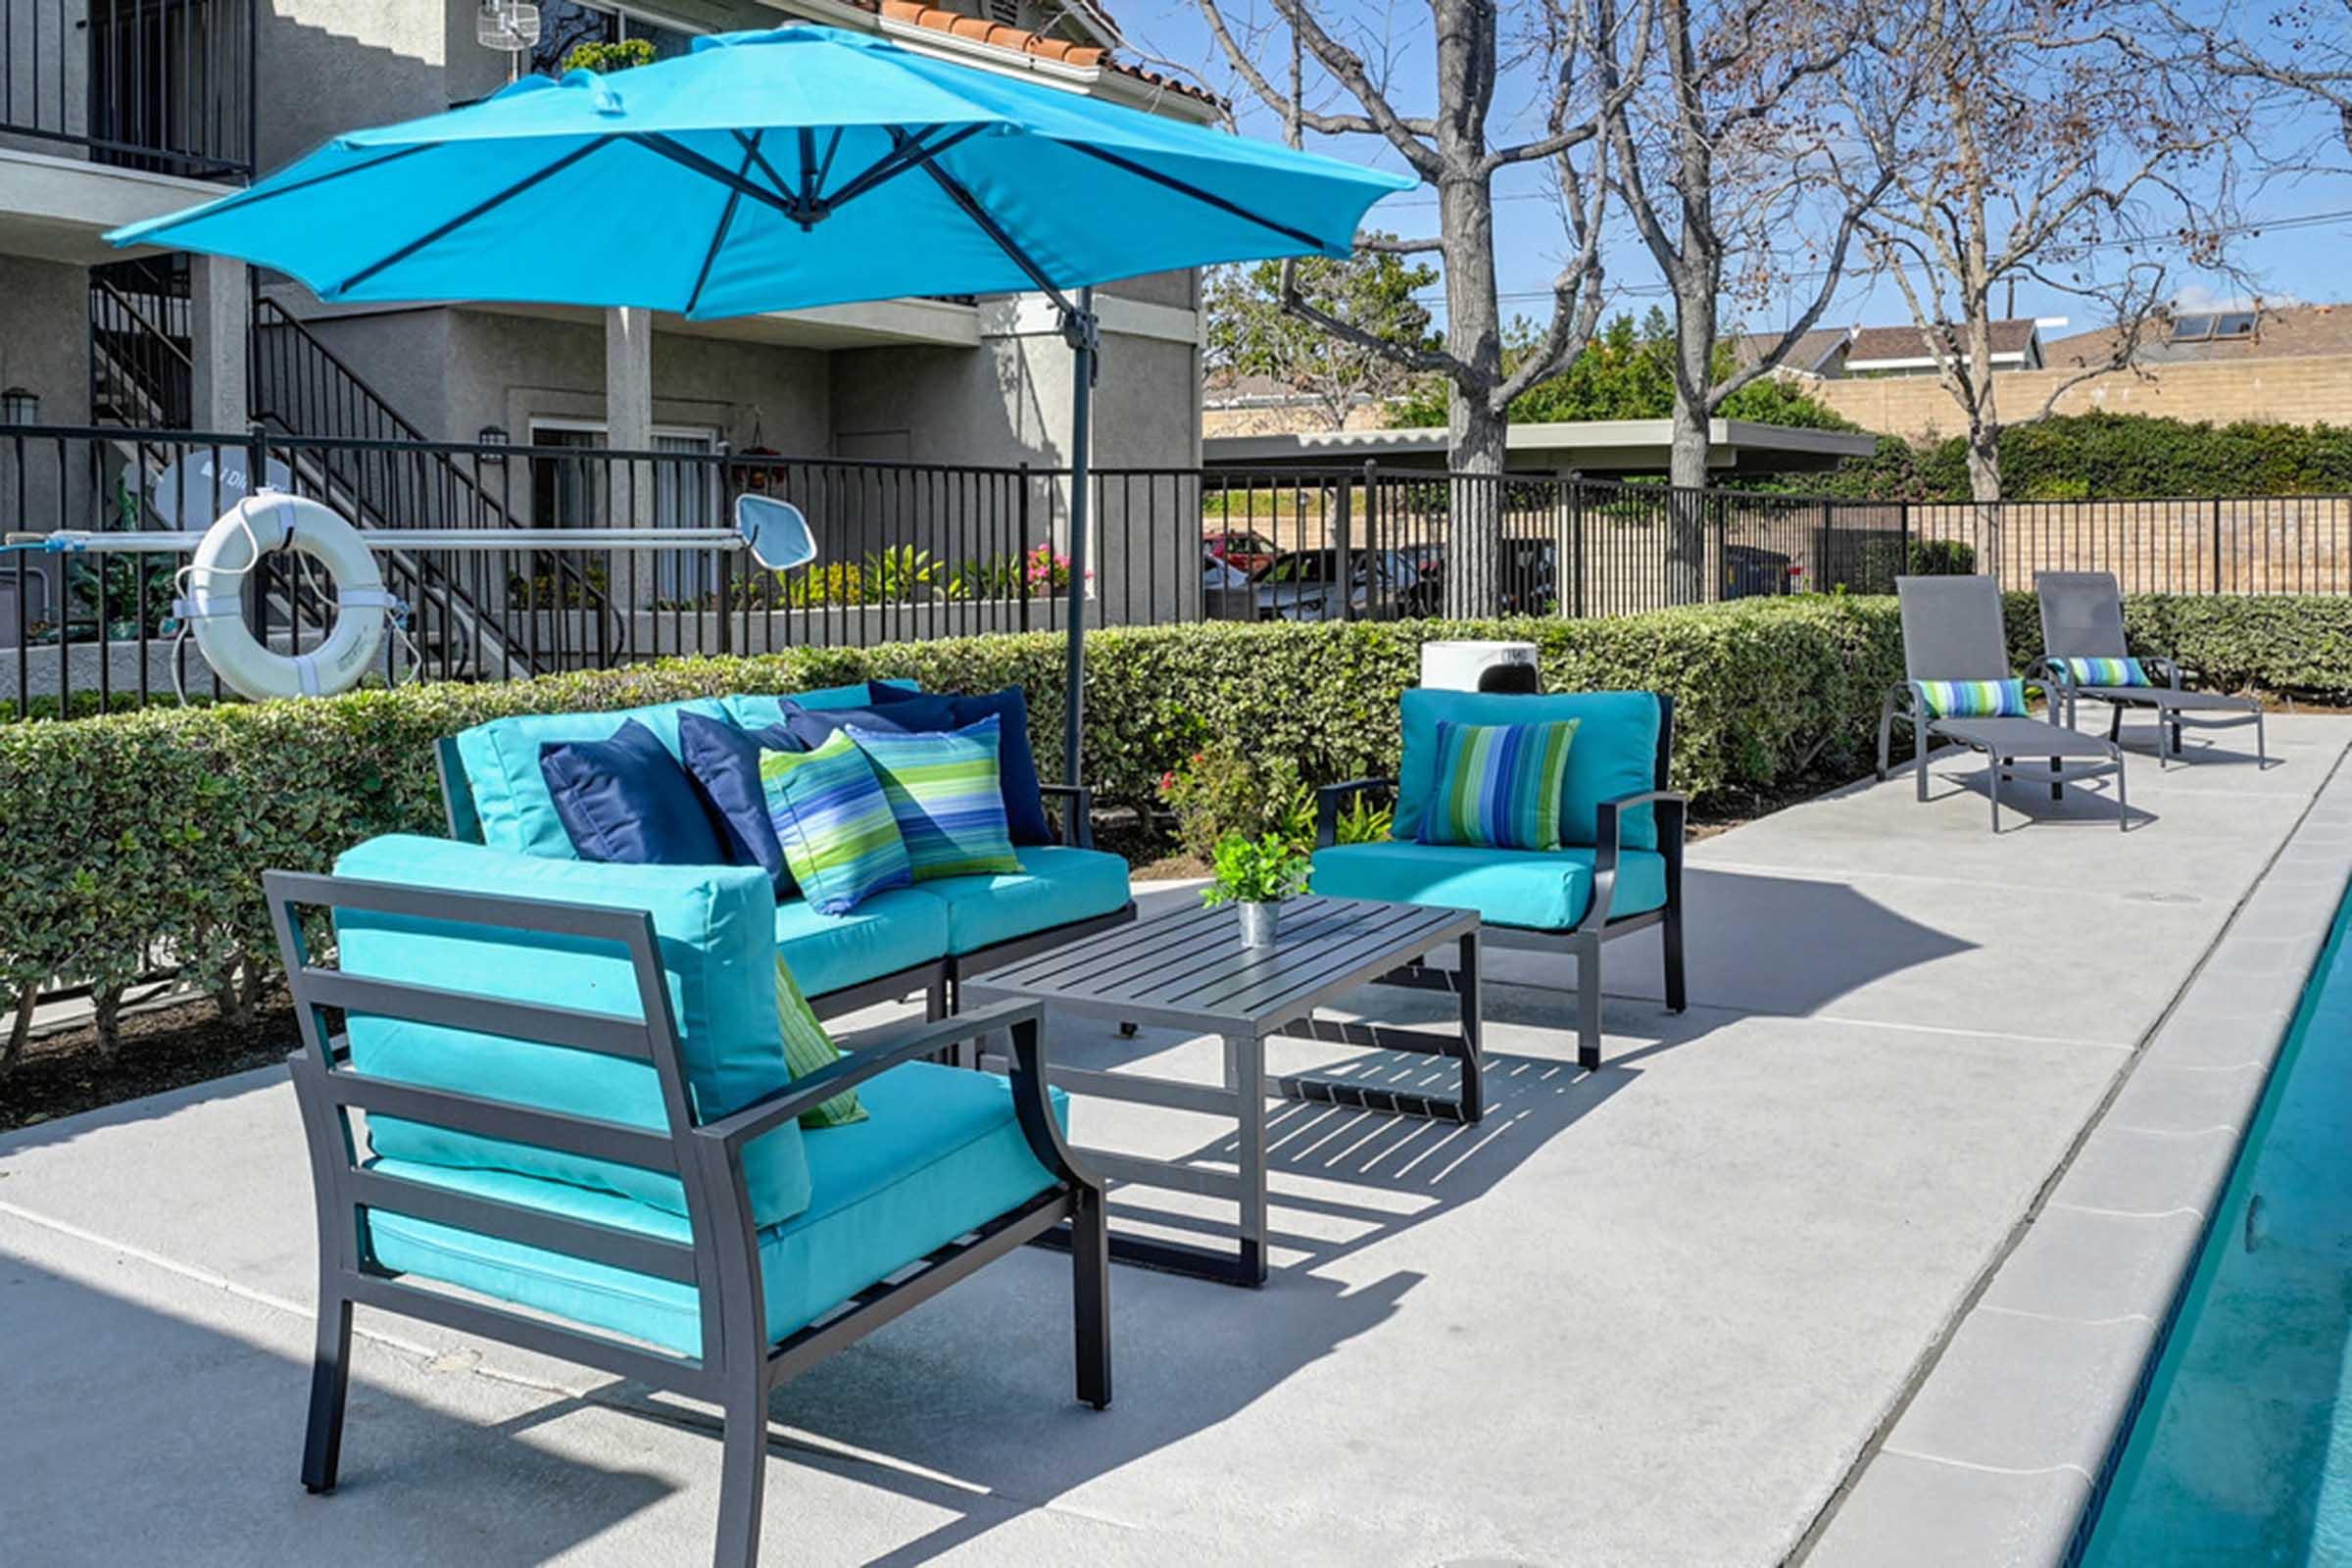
[[1845, 318, 2040, 366], [1732, 326, 1851, 374], [2043, 303, 2352, 368], [859, 0, 1225, 109]]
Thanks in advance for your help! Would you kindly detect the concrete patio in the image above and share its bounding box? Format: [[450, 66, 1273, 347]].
[[4, 710, 2345, 1566]]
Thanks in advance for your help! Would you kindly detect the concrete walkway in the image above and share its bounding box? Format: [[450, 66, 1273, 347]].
[[4, 711, 2343, 1566]]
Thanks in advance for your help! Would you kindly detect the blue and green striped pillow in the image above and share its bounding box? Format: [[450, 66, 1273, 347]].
[[845, 715, 1021, 881], [1918, 678, 2029, 718], [759, 730, 911, 915], [1415, 717, 1579, 851], [2059, 656, 2152, 688], [774, 959, 865, 1128]]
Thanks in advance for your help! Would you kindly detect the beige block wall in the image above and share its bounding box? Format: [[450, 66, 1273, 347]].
[[1808, 355, 2352, 440]]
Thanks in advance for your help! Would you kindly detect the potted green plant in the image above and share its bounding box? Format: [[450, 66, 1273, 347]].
[[1200, 831, 1310, 948]]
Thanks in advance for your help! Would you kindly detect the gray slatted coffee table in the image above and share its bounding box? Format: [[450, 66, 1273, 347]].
[[970, 896, 1481, 1286]]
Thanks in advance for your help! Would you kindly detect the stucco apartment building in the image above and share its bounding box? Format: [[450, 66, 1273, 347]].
[[1, 0, 1213, 518]]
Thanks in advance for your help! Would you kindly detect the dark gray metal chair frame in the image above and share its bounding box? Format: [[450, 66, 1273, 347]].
[[2029, 569, 2267, 767], [1876, 575, 2130, 833], [1311, 692, 1689, 1072], [267, 870, 1110, 1568], [434, 738, 1139, 1024]]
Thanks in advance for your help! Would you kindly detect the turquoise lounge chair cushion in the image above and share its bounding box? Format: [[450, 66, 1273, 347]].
[[1392, 689, 1660, 851], [333, 836, 811, 1229], [771, 886, 952, 997], [1309, 840, 1668, 932], [455, 683, 890, 858], [918, 846, 1133, 955], [362, 1061, 1068, 1357]]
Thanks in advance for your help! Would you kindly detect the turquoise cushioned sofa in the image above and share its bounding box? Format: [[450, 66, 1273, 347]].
[[434, 682, 1137, 1015], [267, 835, 1111, 1568], [1310, 689, 1688, 1069]]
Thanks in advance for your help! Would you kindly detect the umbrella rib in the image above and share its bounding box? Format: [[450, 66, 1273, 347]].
[[728, 128, 797, 210], [631, 132, 798, 218], [335, 135, 617, 295], [1062, 141, 1331, 252], [914, 154, 1067, 303], [819, 122, 983, 213], [687, 131, 762, 317], [137, 142, 439, 231]]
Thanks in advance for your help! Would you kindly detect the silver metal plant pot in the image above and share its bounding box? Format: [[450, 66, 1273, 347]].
[[1237, 900, 1282, 948]]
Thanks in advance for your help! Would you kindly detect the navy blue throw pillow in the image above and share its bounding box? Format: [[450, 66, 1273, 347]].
[[539, 719, 726, 867], [779, 694, 960, 751], [946, 686, 1053, 846], [676, 710, 804, 894], [795, 685, 1054, 845]]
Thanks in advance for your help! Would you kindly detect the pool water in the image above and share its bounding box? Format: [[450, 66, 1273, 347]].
[[2083, 884, 2352, 1565]]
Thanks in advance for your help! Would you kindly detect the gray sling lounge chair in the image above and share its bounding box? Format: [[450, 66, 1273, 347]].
[[1877, 574, 2129, 832], [2033, 570, 2266, 765]]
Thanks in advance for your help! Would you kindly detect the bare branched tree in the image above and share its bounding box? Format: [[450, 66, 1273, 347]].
[[1194, 0, 1650, 612], [1836, 0, 2255, 547], [1592, 0, 1895, 600], [2139, 1, 2352, 164]]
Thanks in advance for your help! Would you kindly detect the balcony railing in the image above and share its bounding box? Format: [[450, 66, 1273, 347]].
[[4, 423, 2349, 717], [2, 0, 255, 179]]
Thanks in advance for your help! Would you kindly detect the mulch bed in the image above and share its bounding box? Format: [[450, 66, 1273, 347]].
[[0, 996, 299, 1133]]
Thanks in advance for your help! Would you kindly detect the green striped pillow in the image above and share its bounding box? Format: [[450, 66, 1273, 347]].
[[844, 715, 1021, 881], [1416, 717, 1579, 851], [1918, 678, 2028, 718], [774, 959, 865, 1128], [2059, 656, 2152, 688], [759, 730, 911, 915]]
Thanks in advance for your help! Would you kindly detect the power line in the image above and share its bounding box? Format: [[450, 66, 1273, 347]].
[[1403, 206, 2352, 312]]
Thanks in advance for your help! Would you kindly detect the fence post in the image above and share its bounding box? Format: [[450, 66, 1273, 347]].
[[1820, 498, 1835, 591], [1335, 464, 1355, 620], [1569, 472, 1587, 618], [714, 549, 735, 656], [1017, 462, 1031, 633], [2211, 495, 2224, 594], [1898, 499, 1910, 575], [245, 421, 270, 643]]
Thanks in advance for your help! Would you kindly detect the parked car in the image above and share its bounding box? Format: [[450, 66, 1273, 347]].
[[1498, 541, 1557, 616], [1204, 528, 1280, 576], [1249, 548, 1431, 621]]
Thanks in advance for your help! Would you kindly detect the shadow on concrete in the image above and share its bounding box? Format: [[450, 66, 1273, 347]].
[[0, 1246, 673, 1565]]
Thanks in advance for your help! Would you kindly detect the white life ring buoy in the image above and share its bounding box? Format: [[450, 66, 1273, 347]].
[[180, 492, 395, 701]]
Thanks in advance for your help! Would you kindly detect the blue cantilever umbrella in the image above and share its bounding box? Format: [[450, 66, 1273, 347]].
[[111, 24, 1409, 781]]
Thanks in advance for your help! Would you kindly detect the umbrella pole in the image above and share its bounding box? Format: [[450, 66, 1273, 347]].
[[1061, 289, 1097, 791]]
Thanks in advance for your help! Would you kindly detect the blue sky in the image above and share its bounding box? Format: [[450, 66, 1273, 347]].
[[1121, 0, 2352, 341]]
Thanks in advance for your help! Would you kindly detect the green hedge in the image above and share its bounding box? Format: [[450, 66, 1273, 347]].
[[6, 593, 2346, 1047], [1799, 413, 2352, 502]]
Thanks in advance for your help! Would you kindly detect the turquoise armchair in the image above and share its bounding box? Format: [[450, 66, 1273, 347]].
[[267, 837, 1109, 1568], [1309, 689, 1688, 1070]]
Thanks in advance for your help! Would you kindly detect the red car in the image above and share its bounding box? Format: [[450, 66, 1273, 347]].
[[1204, 528, 1280, 576]]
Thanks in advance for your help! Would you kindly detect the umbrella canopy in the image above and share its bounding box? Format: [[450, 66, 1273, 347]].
[[109, 24, 1407, 315], [110, 24, 1409, 784]]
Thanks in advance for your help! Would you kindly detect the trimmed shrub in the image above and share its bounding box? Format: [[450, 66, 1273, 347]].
[[5, 594, 2346, 1035]]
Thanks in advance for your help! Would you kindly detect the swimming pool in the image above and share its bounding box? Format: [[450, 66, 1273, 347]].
[[2082, 882, 2352, 1565]]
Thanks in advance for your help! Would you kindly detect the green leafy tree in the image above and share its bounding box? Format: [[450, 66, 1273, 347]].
[[1396, 309, 1854, 432], [1205, 245, 1443, 431], [563, 38, 656, 74]]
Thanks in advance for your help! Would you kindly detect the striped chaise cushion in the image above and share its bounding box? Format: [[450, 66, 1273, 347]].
[[844, 715, 1021, 881], [2058, 656, 2153, 688], [1918, 678, 2029, 718], [759, 730, 912, 915], [1415, 717, 1579, 851]]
